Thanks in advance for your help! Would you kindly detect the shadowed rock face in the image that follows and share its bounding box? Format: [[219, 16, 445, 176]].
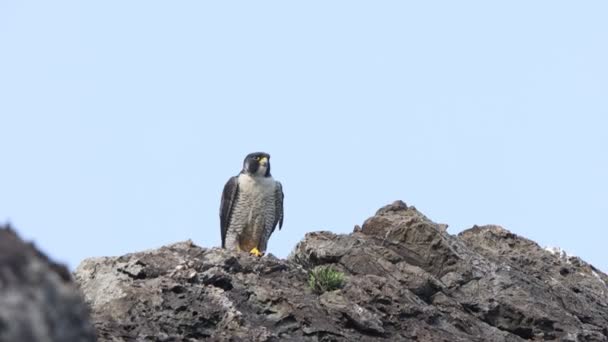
[[0, 225, 96, 342], [75, 201, 608, 341]]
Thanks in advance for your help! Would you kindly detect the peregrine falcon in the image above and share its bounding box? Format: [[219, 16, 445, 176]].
[[220, 152, 284, 257]]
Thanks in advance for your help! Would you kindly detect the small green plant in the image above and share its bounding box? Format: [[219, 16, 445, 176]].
[[308, 265, 345, 294]]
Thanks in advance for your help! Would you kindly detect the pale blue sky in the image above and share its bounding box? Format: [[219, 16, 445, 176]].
[[1, 2, 607, 271]]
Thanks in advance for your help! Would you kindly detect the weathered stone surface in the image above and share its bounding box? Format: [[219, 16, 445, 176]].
[[458, 225, 608, 340], [75, 201, 608, 341], [0, 225, 96, 342]]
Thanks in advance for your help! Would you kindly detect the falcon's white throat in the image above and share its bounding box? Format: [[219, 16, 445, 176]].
[[237, 173, 275, 194], [253, 163, 268, 177]]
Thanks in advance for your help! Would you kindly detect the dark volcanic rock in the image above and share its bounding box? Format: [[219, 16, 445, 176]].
[[458, 225, 608, 340], [0, 225, 96, 342], [75, 201, 608, 341]]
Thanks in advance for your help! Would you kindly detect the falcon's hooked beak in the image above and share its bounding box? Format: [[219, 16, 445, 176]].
[[259, 156, 268, 166]]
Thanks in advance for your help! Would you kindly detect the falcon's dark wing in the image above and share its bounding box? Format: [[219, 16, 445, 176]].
[[272, 181, 284, 233], [220, 176, 239, 248]]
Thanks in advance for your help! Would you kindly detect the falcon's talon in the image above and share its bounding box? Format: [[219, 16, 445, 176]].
[[249, 247, 263, 257]]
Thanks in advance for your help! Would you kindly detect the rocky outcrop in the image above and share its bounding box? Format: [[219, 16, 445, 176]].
[[0, 225, 96, 342], [75, 201, 608, 341]]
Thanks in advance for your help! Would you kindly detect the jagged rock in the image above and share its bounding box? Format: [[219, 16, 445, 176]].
[[458, 225, 608, 340], [75, 201, 608, 341], [0, 225, 96, 342]]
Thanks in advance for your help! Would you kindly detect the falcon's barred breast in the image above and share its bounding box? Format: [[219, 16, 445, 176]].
[[219, 152, 284, 257]]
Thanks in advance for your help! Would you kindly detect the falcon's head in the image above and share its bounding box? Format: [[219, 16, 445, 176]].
[[242, 152, 271, 177]]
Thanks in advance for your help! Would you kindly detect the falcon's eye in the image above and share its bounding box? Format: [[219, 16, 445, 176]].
[[253, 156, 260, 161]]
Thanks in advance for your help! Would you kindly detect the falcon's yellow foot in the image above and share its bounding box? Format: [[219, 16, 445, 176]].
[[249, 247, 263, 257]]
